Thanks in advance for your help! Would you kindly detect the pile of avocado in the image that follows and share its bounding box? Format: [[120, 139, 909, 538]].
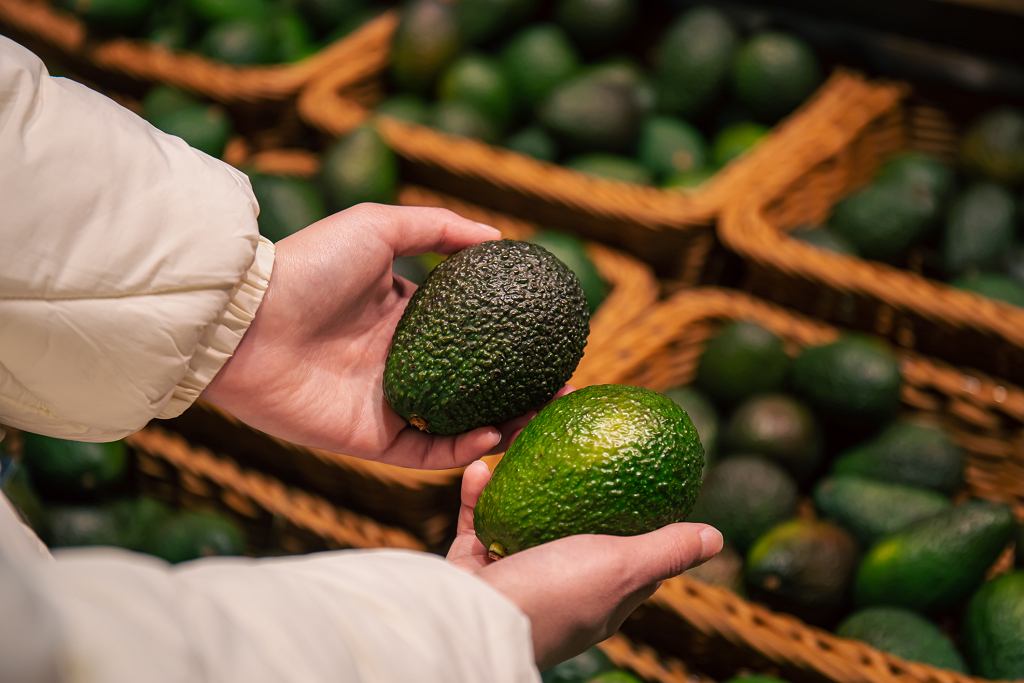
[[384, 0, 822, 188], [2, 434, 245, 563], [56, 0, 383, 64], [793, 106, 1024, 308], [670, 321, 1023, 679], [542, 647, 791, 683]]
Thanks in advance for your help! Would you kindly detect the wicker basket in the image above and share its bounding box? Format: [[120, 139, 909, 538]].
[[0, 0, 396, 105], [164, 149, 658, 549], [295, 12, 900, 279], [574, 287, 1024, 683], [719, 88, 1024, 385]]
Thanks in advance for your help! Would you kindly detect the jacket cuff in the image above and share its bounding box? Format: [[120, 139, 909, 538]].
[[159, 236, 275, 419]]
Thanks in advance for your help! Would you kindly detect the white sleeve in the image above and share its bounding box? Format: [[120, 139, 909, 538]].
[[0, 36, 273, 442]]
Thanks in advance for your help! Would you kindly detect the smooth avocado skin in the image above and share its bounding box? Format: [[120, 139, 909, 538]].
[[731, 32, 821, 122], [505, 126, 559, 161], [960, 106, 1024, 185], [745, 519, 859, 625], [248, 173, 326, 242], [829, 183, 932, 262], [790, 336, 901, 426], [836, 607, 967, 672], [473, 385, 704, 557], [963, 571, 1024, 680], [146, 510, 246, 563], [500, 24, 581, 113], [854, 501, 1014, 613], [389, 0, 460, 93], [384, 240, 589, 436], [319, 125, 397, 210], [831, 420, 963, 495], [663, 386, 719, 462], [22, 434, 127, 500], [942, 182, 1016, 276], [689, 456, 797, 553], [813, 476, 951, 547], [696, 321, 789, 406], [653, 6, 738, 118]]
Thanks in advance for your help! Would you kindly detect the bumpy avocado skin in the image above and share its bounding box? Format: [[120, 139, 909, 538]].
[[384, 240, 589, 435], [474, 384, 704, 556]]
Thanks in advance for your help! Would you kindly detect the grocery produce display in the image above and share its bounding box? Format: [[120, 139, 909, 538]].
[[792, 106, 1024, 308], [51, 0, 385, 64], [5, 433, 245, 562], [376, 0, 821, 189]]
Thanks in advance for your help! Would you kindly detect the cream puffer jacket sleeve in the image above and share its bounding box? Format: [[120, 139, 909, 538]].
[[0, 37, 540, 683], [0, 36, 273, 441]]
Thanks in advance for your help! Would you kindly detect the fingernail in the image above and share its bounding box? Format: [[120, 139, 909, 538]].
[[482, 428, 501, 449], [698, 526, 724, 561]]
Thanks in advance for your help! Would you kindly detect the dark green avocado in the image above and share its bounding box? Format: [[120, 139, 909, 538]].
[[384, 240, 589, 435], [474, 384, 704, 557]]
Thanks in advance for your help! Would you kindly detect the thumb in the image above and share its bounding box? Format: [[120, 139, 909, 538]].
[[384, 205, 501, 256], [623, 523, 723, 588]]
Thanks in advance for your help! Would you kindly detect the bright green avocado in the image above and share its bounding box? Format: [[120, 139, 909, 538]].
[[832, 420, 963, 495], [565, 154, 652, 185], [438, 54, 513, 128], [855, 501, 1014, 612], [663, 386, 719, 462], [247, 173, 326, 242], [731, 31, 821, 122], [814, 476, 951, 546], [790, 335, 902, 425], [541, 646, 613, 683], [963, 571, 1024, 679], [528, 231, 607, 314], [746, 519, 859, 625], [474, 384, 704, 557], [199, 18, 278, 65], [942, 182, 1017, 276], [653, 6, 738, 118], [711, 122, 769, 167], [146, 510, 246, 563], [960, 106, 1024, 185], [505, 126, 559, 161], [430, 101, 503, 143], [319, 124, 398, 210], [837, 607, 967, 672], [690, 456, 797, 552], [22, 434, 127, 500], [724, 393, 822, 483], [60, 0, 153, 32], [385, 240, 589, 436], [500, 24, 581, 113], [390, 0, 461, 93], [696, 321, 789, 406], [637, 116, 707, 180]]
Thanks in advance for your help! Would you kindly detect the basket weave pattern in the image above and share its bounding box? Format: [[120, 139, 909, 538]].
[[719, 87, 1024, 383], [0, 1, 397, 103], [577, 288, 1023, 683]]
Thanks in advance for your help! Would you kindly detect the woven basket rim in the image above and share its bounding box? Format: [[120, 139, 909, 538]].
[[581, 287, 1024, 683], [296, 12, 891, 231], [0, 0, 397, 103], [126, 426, 427, 551]]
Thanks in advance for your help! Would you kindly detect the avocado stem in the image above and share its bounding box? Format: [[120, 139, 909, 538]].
[[409, 415, 428, 432], [487, 542, 506, 561]]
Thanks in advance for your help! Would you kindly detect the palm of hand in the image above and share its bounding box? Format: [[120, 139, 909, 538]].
[[204, 203, 523, 468]]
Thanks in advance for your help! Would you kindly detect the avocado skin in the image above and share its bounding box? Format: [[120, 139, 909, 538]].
[[474, 385, 704, 555], [832, 420, 963, 495], [528, 231, 607, 314], [690, 456, 797, 553], [724, 393, 822, 483], [960, 106, 1024, 185], [540, 647, 613, 683], [22, 434, 127, 501], [653, 6, 738, 118], [854, 501, 1014, 613], [953, 272, 1024, 307], [696, 321, 789, 406], [146, 510, 245, 563], [663, 386, 719, 462], [837, 607, 967, 672], [384, 240, 589, 435], [390, 0, 460, 93], [745, 519, 859, 625], [963, 571, 1024, 679], [814, 476, 951, 546], [942, 182, 1017, 276]]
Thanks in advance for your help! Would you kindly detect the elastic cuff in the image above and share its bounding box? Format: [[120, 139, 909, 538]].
[[159, 237, 275, 418]]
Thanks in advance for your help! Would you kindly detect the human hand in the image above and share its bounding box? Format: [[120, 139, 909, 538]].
[[448, 461, 723, 670], [204, 203, 535, 468]]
